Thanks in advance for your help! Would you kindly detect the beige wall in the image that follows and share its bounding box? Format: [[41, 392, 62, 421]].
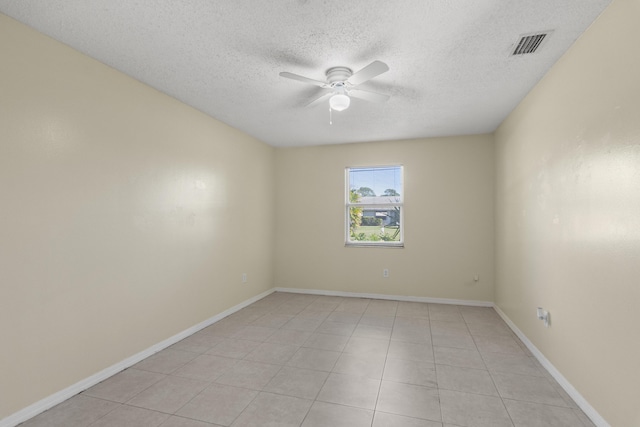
[[275, 136, 495, 302], [4, 0, 637, 424], [494, 1, 640, 425], [0, 14, 275, 418]]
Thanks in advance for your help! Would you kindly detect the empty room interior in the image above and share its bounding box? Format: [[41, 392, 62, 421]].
[[1, 1, 638, 426]]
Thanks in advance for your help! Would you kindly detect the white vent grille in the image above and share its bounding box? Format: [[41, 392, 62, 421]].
[[512, 33, 548, 55]]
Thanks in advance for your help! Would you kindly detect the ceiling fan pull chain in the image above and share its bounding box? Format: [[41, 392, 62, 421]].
[[329, 106, 333, 125]]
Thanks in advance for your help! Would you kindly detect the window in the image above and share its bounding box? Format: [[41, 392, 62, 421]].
[[346, 165, 403, 247]]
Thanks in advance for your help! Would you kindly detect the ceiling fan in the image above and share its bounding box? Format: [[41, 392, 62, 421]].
[[279, 60, 390, 111]]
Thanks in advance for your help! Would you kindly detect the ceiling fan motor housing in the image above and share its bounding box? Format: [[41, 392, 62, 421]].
[[326, 66, 353, 84]]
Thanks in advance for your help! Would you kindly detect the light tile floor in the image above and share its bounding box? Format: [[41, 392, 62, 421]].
[[20, 292, 596, 427]]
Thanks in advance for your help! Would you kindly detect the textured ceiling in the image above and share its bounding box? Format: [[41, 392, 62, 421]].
[[0, 0, 611, 147]]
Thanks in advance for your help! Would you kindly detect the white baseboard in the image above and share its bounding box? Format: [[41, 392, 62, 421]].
[[0, 288, 275, 427], [275, 286, 493, 307], [493, 305, 610, 427]]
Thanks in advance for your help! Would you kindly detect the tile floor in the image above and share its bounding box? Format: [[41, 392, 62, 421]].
[[20, 292, 595, 427]]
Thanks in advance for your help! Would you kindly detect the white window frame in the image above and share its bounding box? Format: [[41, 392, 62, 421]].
[[345, 165, 404, 248]]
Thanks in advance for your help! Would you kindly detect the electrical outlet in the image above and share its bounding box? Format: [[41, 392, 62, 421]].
[[537, 307, 550, 327], [383, 268, 389, 278], [242, 273, 247, 283]]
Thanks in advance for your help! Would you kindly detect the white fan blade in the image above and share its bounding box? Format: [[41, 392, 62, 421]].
[[280, 72, 329, 88], [347, 61, 389, 86], [306, 91, 333, 107], [348, 88, 390, 103]]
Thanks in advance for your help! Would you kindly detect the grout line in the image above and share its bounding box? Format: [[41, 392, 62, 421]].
[[429, 311, 444, 425], [371, 312, 394, 427]]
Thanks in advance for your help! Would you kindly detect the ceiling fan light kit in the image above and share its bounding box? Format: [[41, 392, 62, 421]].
[[280, 60, 390, 114], [330, 93, 350, 111]]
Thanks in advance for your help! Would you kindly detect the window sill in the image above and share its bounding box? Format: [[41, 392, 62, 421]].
[[345, 242, 404, 248]]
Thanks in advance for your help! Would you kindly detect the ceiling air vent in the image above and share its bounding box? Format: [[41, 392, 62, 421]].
[[512, 33, 549, 55]]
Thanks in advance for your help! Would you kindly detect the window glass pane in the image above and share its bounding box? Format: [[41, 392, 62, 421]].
[[349, 166, 402, 204], [348, 206, 401, 243]]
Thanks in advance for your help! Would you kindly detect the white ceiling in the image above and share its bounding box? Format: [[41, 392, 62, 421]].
[[0, 0, 611, 147]]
